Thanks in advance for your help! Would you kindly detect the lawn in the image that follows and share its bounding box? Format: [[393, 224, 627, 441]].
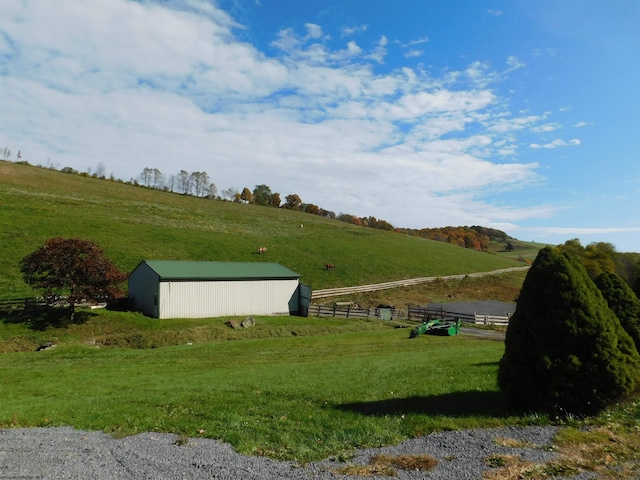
[[1, 316, 525, 462]]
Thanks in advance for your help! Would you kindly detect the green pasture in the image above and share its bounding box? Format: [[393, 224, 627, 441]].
[[1, 315, 531, 462], [0, 161, 523, 298], [490, 239, 550, 264]]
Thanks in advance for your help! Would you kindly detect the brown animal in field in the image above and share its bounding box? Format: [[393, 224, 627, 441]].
[[325, 263, 335, 270], [257, 247, 267, 254]]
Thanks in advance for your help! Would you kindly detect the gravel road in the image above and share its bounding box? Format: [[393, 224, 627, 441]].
[[1, 425, 596, 480]]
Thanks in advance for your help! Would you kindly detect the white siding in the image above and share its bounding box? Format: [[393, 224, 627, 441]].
[[158, 279, 299, 319]]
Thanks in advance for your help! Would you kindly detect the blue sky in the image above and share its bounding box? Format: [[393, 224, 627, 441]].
[[1, 0, 639, 252]]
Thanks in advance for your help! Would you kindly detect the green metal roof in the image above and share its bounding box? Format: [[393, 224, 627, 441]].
[[140, 260, 300, 281]]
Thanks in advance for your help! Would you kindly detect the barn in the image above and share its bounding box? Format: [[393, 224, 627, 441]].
[[128, 260, 305, 319]]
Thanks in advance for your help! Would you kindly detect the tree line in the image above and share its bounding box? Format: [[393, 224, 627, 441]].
[[134, 168, 398, 231], [397, 225, 509, 251]]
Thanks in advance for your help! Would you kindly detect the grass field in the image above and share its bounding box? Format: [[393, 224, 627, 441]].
[[0, 160, 524, 298], [0, 318, 525, 462], [2, 314, 638, 475]]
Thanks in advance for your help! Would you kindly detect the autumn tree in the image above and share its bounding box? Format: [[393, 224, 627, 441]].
[[303, 203, 319, 215], [498, 247, 639, 415], [557, 240, 617, 280], [317, 208, 335, 219], [583, 242, 617, 279], [20, 238, 127, 320], [283, 194, 302, 210], [240, 187, 253, 204], [269, 192, 281, 208]]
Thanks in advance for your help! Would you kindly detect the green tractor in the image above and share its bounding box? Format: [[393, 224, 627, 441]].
[[409, 317, 461, 338]]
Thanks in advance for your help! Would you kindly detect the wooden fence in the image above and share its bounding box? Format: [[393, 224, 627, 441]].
[[309, 303, 511, 325], [311, 266, 529, 299], [308, 304, 402, 321], [473, 314, 511, 326], [0, 297, 40, 309], [407, 305, 475, 323]]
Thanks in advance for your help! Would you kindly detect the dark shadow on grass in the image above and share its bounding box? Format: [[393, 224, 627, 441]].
[[0, 306, 96, 330], [105, 297, 134, 312], [473, 361, 501, 367], [337, 391, 520, 418]]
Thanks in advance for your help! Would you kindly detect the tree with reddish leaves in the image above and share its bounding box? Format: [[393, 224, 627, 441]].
[[20, 238, 127, 319]]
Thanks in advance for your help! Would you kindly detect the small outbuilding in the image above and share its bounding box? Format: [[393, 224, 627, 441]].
[[128, 260, 306, 319]]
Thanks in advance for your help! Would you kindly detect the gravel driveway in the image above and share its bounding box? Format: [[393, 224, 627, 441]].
[[1, 425, 596, 480]]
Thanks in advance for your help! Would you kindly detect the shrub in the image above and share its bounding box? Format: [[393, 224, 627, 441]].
[[498, 247, 639, 415], [595, 272, 640, 352]]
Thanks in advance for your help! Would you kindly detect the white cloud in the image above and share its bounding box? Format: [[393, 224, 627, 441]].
[[342, 24, 367, 37], [533, 227, 640, 235], [402, 36, 429, 47], [365, 35, 388, 63], [1, 0, 560, 231], [505, 55, 525, 71], [404, 49, 423, 58], [573, 121, 589, 127], [531, 123, 561, 133], [488, 115, 545, 133], [530, 139, 581, 149], [304, 23, 324, 40]]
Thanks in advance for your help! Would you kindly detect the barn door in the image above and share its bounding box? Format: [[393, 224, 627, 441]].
[[297, 283, 312, 317]]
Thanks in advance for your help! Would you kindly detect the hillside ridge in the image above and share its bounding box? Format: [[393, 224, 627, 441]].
[[0, 160, 525, 299]]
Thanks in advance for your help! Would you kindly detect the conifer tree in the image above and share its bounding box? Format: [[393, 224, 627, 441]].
[[498, 247, 639, 415], [596, 271, 640, 352]]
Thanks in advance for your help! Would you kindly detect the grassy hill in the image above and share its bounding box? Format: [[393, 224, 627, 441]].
[[0, 160, 524, 299]]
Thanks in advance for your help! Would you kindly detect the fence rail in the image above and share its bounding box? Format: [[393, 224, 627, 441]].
[[311, 266, 529, 299], [0, 297, 40, 309], [474, 314, 510, 326], [407, 305, 475, 323], [308, 304, 403, 321], [309, 303, 511, 325]]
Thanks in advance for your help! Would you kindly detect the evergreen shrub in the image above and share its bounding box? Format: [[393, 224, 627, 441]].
[[595, 271, 640, 352], [498, 247, 639, 415]]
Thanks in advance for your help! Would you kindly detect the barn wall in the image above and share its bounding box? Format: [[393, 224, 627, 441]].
[[128, 263, 160, 317], [157, 279, 300, 319]]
